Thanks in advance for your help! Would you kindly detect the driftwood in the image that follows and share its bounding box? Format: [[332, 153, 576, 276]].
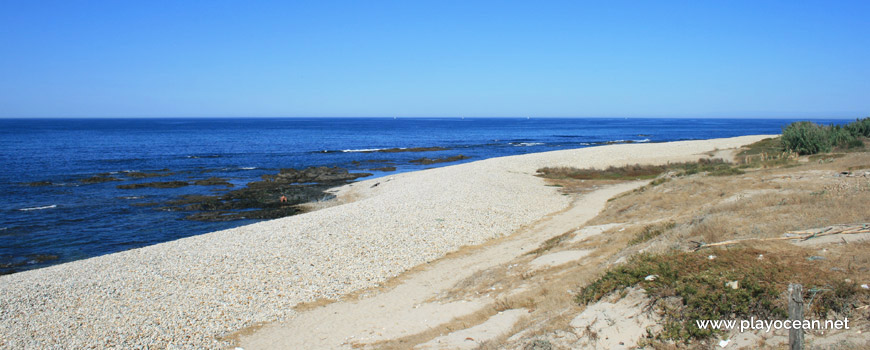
[[690, 224, 870, 251]]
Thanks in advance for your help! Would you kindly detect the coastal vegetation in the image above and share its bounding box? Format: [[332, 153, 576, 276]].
[[456, 139, 870, 348], [537, 158, 744, 182], [781, 118, 869, 155], [568, 149, 870, 346], [576, 247, 865, 342]]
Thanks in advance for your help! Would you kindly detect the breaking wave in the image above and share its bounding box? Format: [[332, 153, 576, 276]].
[[19, 204, 57, 211]]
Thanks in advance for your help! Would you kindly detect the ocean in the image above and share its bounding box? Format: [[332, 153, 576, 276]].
[[0, 117, 850, 274]]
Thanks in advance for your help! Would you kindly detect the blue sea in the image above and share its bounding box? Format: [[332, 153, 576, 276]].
[[0, 117, 851, 274]]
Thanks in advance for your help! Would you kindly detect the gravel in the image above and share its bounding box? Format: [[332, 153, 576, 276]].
[[0, 135, 770, 349]]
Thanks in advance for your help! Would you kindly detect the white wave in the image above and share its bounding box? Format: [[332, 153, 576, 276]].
[[239, 167, 257, 170], [512, 142, 544, 147], [0, 227, 7, 231], [121, 196, 142, 200], [341, 148, 392, 153], [19, 204, 57, 211], [609, 138, 650, 144]]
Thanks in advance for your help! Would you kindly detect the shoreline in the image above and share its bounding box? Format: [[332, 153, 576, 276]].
[[0, 135, 774, 349]]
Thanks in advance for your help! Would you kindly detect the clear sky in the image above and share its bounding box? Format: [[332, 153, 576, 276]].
[[1, 1, 868, 118]]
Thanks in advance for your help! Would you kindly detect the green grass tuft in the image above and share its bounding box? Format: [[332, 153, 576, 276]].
[[575, 248, 867, 343], [628, 221, 676, 245]]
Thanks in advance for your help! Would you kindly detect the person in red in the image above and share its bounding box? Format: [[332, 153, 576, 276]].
[[279, 195, 287, 203]]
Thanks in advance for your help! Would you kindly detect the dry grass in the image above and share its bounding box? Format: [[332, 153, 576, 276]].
[[537, 158, 745, 182], [480, 148, 869, 348], [388, 216, 647, 348], [538, 164, 671, 180], [589, 152, 870, 247], [340, 145, 870, 349]]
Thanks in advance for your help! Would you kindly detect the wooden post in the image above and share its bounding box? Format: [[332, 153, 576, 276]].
[[788, 283, 804, 350]]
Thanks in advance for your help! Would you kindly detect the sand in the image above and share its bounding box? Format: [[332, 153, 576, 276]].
[[239, 181, 647, 349], [0, 135, 771, 349]]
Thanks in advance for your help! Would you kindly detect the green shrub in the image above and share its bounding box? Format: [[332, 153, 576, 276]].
[[781, 118, 869, 155], [845, 117, 870, 137], [828, 125, 860, 149], [576, 249, 810, 342], [781, 122, 832, 155]]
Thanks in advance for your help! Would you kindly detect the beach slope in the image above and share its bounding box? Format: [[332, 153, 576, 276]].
[[0, 135, 770, 349]]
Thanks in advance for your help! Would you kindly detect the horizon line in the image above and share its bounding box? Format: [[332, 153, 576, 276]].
[[0, 115, 864, 120]]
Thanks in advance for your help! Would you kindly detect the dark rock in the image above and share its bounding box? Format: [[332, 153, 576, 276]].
[[409, 155, 470, 165], [28, 254, 59, 263], [117, 181, 189, 189], [23, 181, 53, 187], [124, 171, 171, 178], [262, 167, 371, 184], [193, 177, 234, 187], [369, 167, 397, 172], [149, 166, 368, 222], [0, 254, 59, 272], [80, 176, 123, 184]]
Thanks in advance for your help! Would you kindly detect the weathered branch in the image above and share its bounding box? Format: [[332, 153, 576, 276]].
[[691, 224, 870, 251]]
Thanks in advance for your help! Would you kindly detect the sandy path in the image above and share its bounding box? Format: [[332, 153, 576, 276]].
[[239, 181, 645, 349], [0, 135, 770, 349]]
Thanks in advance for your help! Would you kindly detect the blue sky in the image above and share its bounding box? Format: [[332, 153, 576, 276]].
[[1, 1, 868, 118]]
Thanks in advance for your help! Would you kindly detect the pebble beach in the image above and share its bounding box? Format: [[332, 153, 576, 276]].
[[0, 135, 770, 349]]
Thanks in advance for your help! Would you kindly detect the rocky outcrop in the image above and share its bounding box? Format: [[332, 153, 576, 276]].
[[22, 181, 53, 187], [117, 181, 189, 189], [124, 171, 172, 178], [80, 176, 123, 184], [261, 166, 371, 184], [193, 177, 233, 187], [160, 167, 370, 221], [409, 155, 470, 165]]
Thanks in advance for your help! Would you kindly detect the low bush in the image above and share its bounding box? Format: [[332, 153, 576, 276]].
[[781, 118, 869, 155], [781, 122, 832, 155], [576, 248, 868, 342], [845, 117, 870, 137], [537, 159, 744, 181]]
